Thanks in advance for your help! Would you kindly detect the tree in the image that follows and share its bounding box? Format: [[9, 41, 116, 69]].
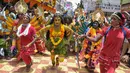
[[79, 0, 84, 9]]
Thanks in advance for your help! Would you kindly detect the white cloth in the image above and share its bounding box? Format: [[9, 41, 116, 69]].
[[16, 24, 31, 37], [0, 48, 4, 56], [128, 48, 130, 53], [124, 38, 128, 43]]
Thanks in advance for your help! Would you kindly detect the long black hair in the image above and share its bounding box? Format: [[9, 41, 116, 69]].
[[46, 13, 68, 40], [63, 16, 72, 25], [49, 13, 64, 24]]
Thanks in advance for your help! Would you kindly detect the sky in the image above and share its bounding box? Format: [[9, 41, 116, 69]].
[[66, 0, 81, 10]]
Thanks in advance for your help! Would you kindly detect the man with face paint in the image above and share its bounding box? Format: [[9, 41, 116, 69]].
[[16, 15, 38, 72], [80, 21, 102, 72]]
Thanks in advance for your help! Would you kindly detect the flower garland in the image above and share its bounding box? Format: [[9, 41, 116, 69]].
[[50, 24, 64, 46]]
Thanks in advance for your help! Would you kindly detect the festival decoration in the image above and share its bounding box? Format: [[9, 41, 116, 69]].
[[30, 15, 46, 31], [4, 0, 56, 13], [90, 8, 105, 24], [24, 0, 56, 13], [14, 0, 28, 14]]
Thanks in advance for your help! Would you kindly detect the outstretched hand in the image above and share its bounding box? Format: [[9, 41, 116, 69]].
[[73, 32, 79, 38], [73, 33, 86, 39], [78, 34, 86, 39]]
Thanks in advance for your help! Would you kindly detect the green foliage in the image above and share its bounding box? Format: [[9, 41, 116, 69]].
[[121, 0, 130, 4], [77, 0, 84, 9], [79, 0, 84, 9], [0, 39, 6, 48]]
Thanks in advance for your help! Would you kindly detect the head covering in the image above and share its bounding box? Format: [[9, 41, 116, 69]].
[[24, 14, 30, 21], [122, 11, 130, 19], [111, 12, 124, 20], [111, 12, 125, 25], [123, 11, 130, 16]]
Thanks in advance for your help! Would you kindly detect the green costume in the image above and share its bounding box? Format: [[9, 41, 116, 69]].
[[46, 38, 67, 55]]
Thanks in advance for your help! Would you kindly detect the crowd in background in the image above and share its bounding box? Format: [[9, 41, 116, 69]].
[[0, 2, 130, 73]]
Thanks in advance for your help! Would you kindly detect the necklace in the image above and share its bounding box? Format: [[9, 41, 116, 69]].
[[50, 24, 64, 46]]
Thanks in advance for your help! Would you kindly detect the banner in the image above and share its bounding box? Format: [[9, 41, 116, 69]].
[[100, 3, 121, 12]]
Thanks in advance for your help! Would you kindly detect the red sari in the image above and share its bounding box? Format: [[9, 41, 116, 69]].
[[17, 26, 36, 65]]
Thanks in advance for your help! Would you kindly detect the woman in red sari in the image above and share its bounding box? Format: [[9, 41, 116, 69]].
[[16, 15, 37, 72]]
